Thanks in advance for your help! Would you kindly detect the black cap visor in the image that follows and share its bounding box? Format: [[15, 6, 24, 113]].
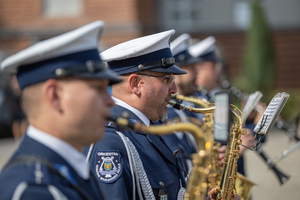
[[148, 64, 187, 75], [72, 69, 123, 85]]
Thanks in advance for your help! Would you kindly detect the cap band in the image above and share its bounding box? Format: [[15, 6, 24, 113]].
[[108, 48, 173, 75], [17, 49, 101, 89], [198, 51, 218, 62], [174, 50, 192, 63]]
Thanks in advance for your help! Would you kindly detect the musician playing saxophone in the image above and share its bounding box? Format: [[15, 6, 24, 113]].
[[164, 34, 227, 177], [86, 30, 193, 200]]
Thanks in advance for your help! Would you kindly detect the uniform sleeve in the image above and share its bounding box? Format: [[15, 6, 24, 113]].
[[89, 128, 134, 200], [21, 185, 55, 200], [0, 178, 55, 200]]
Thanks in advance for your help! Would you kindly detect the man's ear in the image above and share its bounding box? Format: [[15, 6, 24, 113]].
[[43, 79, 63, 114], [128, 74, 143, 95]]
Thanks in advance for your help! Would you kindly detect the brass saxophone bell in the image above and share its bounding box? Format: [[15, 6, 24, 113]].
[[235, 173, 257, 200]]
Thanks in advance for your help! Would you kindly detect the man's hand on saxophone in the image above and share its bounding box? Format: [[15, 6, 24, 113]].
[[205, 188, 241, 200], [218, 145, 226, 166]]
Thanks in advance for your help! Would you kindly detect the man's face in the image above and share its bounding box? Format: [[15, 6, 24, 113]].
[[195, 62, 221, 91], [175, 64, 197, 96], [139, 71, 177, 121], [60, 78, 114, 146]]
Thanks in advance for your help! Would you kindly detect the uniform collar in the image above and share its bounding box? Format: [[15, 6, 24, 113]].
[[112, 96, 150, 127], [26, 125, 90, 180]]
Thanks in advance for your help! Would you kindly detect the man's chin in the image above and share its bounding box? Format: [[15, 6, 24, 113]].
[[160, 110, 168, 121]]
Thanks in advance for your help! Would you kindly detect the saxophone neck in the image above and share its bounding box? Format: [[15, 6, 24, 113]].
[[168, 95, 215, 114], [108, 115, 213, 156], [171, 93, 211, 108]]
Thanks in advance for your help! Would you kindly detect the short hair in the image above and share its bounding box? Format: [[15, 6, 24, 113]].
[[21, 82, 43, 120]]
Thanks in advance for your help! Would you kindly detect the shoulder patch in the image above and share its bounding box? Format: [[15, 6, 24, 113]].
[[94, 150, 123, 183]]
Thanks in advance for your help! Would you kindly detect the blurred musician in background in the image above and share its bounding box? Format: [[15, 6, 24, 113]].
[[162, 33, 227, 176], [0, 74, 27, 139], [190, 36, 260, 176]]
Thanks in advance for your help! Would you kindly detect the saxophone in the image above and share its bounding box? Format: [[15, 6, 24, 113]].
[[169, 94, 223, 192], [169, 94, 255, 200], [107, 116, 214, 200], [215, 105, 247, 200]]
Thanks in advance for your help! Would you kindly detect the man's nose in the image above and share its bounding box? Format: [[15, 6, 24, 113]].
[[169, 81, 177, 94]]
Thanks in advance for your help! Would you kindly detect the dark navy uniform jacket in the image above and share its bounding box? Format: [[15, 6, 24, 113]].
[[193, 90, 210, 101], [162, 107, 198, 163], [0, 134, 102, 200], [88, 105, 186, 200]]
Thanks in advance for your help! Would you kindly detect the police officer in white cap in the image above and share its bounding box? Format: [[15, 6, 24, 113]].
[[0, 21, 122, 200], [86, 30, 189, 200], [162, 33, 200, 176], [189, 36, 222, 101]]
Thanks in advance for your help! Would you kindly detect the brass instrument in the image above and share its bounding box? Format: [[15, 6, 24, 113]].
[[169, 95, 255, 200], [215, 105, 247, 200], [235, 173, 256, 200], [168, 94, 215, 114], [200, 83, 291, 186], [107, 116, 214, 200], [169, 94, 223, 192]]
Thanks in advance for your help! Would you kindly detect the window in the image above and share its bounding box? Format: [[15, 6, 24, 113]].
[[158, 0, 202, 33], [43, 0, 82, 17]]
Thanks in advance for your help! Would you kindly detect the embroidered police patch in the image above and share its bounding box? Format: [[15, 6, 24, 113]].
[[95, 150, 122, 183]]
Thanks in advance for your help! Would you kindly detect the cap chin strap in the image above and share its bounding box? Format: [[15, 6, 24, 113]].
[[137, 57, 175, 71]]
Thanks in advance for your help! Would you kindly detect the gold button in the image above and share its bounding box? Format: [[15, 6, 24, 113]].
[[159, 181, 164, 186]]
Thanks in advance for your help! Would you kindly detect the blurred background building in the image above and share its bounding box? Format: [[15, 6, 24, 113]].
[[0, 0, 299, 89], [0, 1, 300, 199], [0, 0, 300, 135]]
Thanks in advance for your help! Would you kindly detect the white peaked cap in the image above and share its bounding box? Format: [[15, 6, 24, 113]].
[[101, 30, 175, 61], [189, 36, 216, 58], [170, 33, 191, 56], [100, 30, 186, 75], [1, 21, 123, 89], [1, 21, 104, 72]]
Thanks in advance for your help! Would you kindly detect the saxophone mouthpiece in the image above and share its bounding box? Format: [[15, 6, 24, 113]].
[[170, 93, 178, 99]]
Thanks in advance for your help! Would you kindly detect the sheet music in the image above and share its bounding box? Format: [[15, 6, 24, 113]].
[[242, 91, 263, 123], [254, 92, 289, 135]]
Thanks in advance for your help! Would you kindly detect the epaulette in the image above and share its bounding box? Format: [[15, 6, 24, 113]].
[[4, 155, 93, 200], [3, 155, 52, 186], [26, 162, 51, 185]]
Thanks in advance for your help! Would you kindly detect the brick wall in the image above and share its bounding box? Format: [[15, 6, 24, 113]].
[[0, 0, 299, 90], [0, 0, 142, 55]]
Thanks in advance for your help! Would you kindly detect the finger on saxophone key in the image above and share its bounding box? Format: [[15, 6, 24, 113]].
[[218, 145, 226, 166]]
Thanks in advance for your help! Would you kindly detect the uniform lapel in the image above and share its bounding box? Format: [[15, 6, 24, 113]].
[[111, 105, 178, 168], [146, 134, 177, 168]]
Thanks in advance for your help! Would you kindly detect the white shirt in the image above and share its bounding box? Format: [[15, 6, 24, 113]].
[[112, 96, 150, 127], [27, 125, 90, 180]]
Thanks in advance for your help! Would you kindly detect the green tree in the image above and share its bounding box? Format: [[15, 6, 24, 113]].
[[241, 0, 275, 95]]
